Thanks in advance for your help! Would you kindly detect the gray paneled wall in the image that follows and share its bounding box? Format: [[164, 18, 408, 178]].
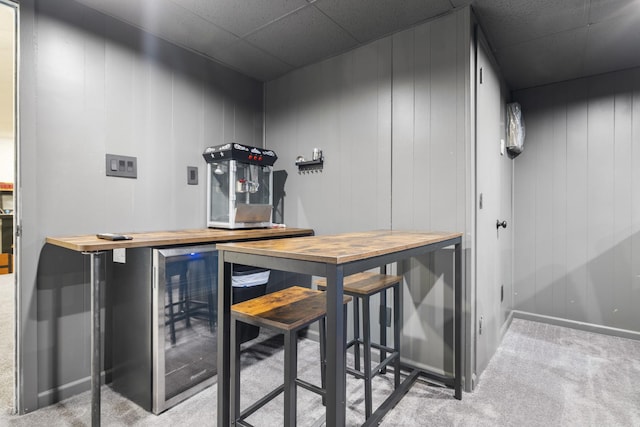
[[513, 67, 640, 332], [390, 11, 471, 376], [265, 8, 472, 378], [18, 0, 263, 412], [265, 37, 393, 235]]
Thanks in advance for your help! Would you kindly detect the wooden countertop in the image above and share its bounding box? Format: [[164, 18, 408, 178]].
[[46, 227, 314, 252], [217, 230, 463, 264]]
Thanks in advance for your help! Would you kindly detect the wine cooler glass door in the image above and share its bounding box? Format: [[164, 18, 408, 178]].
[[153, 245, 218, 414]]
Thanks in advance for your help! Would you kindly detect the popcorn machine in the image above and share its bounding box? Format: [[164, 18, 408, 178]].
[[202, 143, 277, 229]]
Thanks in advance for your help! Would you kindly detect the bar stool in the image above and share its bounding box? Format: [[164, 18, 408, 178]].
[[165, 258, 215, 345], [315, 271, 402, 419], [231, 286, 351, 427]]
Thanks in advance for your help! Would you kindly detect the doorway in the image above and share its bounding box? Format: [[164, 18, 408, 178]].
[[0, 0, 17, 416]]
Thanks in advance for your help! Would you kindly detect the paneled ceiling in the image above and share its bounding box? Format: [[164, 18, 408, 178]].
[[45, 0, 640, 90]]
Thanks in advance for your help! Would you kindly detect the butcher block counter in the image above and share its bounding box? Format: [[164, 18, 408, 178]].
[[45, 226, 313, 427], [46, 227, 313, 252]]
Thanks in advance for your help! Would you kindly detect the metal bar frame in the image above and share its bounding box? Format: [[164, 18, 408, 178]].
[[82, 251, 105, 427], [217, 236, 462, 426], [283, 329, 297, 427]]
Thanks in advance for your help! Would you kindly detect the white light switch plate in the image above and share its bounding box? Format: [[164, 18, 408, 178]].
[[500, 139, 505, 156]]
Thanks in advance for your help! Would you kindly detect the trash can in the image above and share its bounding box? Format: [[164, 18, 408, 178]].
[[232, 265, 270, 343]]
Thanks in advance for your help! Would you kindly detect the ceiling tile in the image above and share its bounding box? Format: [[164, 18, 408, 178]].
[[495, 27, 588, 90], [75, 0, 152, 26], [214, 40, 294, 81], [474, 0, 589, 49], [312, 0, 453, 42], [246, 6, 359, 68], [588, 0, 640, 23], [75, 0, 239, 52], [168, 0, 310, 37], [151, 1, 239, 53], [583, 13, 640, 76]]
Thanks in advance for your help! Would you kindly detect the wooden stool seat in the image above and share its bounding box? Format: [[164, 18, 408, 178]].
[[315, 271, 402, 421], [232, 286, 350, 331], [315, 272, 401, 296], [231, 286, 351, 427]]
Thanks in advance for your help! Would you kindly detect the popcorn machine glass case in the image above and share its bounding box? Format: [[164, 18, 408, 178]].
[[203, 143, 277, 229]]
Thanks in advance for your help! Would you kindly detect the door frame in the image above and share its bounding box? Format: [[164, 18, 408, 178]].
[[1, 0, 19, 414]]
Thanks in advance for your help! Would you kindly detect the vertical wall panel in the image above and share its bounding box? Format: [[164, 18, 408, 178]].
[[513, 67, 640, 332], [390, 29, 416, 230], [376, 38, 393, 227], [413, 24, 431, 228], [564, 79, 589, 322], [551, 84, 568, 318], [429, 14, 459, 231], [586, 74, 615, 325], [612, 78, 633, 329], [347, 43, 391, 230], [533, 85, 554, 317], [266, 37, 392, 236], [337, 52, 355, 232], [513, 88, 539, 313], [610, 73, 635, 327]]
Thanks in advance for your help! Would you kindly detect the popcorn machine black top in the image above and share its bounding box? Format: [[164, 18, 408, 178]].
[[202, 143, 277, 229]]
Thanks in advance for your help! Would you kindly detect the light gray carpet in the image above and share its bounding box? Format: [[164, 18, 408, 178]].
[[1, 271, 639, 426], [0, 272, 14, 416]]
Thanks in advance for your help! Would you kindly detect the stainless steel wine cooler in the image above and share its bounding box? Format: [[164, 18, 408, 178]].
[[152, 245, 218, 413], [111, 244, 218, 414]]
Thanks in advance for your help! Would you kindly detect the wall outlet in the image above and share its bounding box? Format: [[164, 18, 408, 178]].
[[187, 166, 198, 185], [113, 248, 126, 264]]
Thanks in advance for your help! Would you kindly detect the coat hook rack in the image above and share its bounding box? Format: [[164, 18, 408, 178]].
[[295, 149, 324, 174]]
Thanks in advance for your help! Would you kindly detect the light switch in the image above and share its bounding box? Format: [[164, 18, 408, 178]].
[[106, 154, 137, 178]]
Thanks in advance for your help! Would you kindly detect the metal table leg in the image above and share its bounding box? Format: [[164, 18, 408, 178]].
[[454, 242, 462, 400], [325, 265, 346, 427], [84, 251, 105, 427]]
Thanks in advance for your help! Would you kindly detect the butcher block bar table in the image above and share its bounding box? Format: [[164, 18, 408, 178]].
[[45, 227, 313, 427], [216, 230, 463, 426]]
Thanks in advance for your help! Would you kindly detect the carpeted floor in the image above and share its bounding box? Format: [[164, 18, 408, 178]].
[[0, 272, 639, 426], [0, 273, 14, 416]]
